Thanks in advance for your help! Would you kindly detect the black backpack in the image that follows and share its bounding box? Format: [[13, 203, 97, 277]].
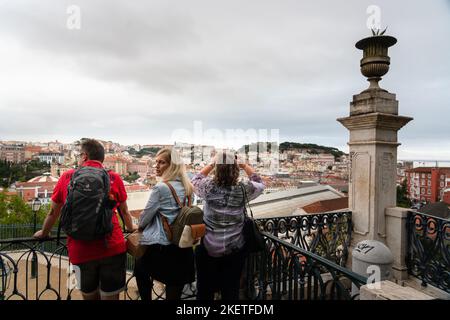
[[59, 166, 115, 241]]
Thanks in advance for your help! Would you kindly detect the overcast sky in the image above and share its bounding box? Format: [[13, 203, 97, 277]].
[[0, 0, 449, 160]]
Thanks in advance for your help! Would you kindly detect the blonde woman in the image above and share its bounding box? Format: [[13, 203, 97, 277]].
[[135, 148, 195, 300]]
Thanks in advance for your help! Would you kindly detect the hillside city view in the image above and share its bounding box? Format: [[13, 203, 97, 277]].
[[1, 138, 449, 216]]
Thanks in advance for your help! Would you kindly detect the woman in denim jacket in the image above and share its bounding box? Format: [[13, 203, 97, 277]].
[[135, 148, 195, 300], [191, 150, 265, 300]]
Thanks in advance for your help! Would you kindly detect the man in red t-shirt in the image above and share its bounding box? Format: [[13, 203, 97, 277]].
[[34, 139, 137, 300]]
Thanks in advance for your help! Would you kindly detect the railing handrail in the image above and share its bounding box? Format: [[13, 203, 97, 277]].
[[255, 210, 352, 221], [261, 231, 368, 285], [0, 236, 67, 245], [407, 209, 450, 222]]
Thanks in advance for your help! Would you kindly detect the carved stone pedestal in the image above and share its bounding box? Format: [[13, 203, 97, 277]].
[[338, 91, 412, 244]]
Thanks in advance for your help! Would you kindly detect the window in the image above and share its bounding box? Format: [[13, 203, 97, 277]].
[[428, 174, 431, 179], [441, 175, 445, 180], [428, 180, 431, 186], [422, 173, 426, 179], [440, 181, 445, 188], [421, 188, 425, 194], [427, 189, 431, 195], [421, 180, 425, 186]]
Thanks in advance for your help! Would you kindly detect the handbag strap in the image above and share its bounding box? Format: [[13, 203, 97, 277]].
[[240, 183, 254, 219], [163, 181, 183, 207], [160, 214, 173, 241]]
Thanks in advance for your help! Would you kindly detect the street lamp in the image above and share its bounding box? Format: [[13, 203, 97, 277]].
[[31, 198, 41, 279], [31, 198, 42, 233]]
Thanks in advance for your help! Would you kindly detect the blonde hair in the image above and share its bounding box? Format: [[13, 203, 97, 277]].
[[156, 147, 194, 196]]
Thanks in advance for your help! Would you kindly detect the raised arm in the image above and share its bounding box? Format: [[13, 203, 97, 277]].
[[199, 163, 214, 176], [240, 164, 265, 201]]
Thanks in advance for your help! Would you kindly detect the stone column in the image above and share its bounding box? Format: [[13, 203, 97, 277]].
[[385, 207, 409, 281], [337, 34, 413, 246]]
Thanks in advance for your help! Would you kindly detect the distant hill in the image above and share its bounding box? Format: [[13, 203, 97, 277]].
[[279, 142, 345, 159], [238, 141, 346, 160], [127, 147, 161, 158]]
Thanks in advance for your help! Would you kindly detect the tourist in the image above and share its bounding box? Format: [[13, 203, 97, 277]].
[[134, 148, 195, 300], [34, 138, 137, 300], [191, 150, 265, 300]]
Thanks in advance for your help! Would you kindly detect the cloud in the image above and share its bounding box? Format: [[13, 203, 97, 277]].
[[0, 0, 449, 160]]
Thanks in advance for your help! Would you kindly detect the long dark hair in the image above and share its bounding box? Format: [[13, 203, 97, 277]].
[[213, 151, 240, 187]]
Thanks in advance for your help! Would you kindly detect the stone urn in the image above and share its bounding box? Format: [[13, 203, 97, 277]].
[[355, 34, 397, 92]]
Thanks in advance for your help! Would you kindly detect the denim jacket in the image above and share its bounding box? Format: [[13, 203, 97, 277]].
[[138, 178, 187, 246]]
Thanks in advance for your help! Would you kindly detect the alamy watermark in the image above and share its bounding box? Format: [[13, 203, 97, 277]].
[[67, 5, 81, 30], [366, 5, 381, 31], [67, 263, 81, 290], [366, 265, 382, 289], [169, 121, 280, 173]]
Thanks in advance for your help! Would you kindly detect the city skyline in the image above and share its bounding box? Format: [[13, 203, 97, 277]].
[[0, 1, 449, 160], [2, 137, 450, 164]]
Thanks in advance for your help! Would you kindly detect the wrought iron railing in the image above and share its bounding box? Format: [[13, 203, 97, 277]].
[[0, 236, 70, 300], [0, 224, 46, 243], [1, 212, 358, 300], [244, 232, 367, 300], [256, 211, 352, 266], [0, 234, 195, 300], [406, 211, 450, 293]]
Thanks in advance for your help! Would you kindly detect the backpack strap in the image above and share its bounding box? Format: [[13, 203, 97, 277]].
[[57, 170, 78, 244], [163, 181, 184, 208], [186, 195, 192, 207], [159, 181, 193, 242], [159, 181, 182, 242]]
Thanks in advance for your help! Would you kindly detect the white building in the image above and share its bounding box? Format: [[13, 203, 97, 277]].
[[38, 152, 65, 164]]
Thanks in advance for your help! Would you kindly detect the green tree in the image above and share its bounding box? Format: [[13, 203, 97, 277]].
[[0, 159, 50, 188], [265, 141, 345, 160], [123, 172, 140, 183], [396, 179, 410, 208], [0, 192, 48, 225], [134, 147, 161, 158]]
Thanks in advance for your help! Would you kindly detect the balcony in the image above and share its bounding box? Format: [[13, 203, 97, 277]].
[[1, 212, 367, 300], [9, 208, 450, 300]]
